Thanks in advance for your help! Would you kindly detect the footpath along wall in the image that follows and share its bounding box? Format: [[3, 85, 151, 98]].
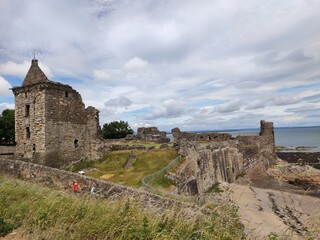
[[0, 158, 201, 213]]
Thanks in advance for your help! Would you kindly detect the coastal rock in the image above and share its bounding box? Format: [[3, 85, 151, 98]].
[[267, 161, 320, 185]]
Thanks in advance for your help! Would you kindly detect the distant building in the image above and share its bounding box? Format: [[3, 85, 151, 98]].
[[11, 59, 103, 167]]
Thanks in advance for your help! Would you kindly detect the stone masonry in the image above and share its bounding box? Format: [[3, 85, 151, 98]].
[[11, 59, 104, 168], [170, 120, 277, 195], [135, 127, 170, 143], [0, 158, 202, 214]]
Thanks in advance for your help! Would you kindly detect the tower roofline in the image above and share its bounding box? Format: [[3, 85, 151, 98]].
[[22, 59, 49, 86]]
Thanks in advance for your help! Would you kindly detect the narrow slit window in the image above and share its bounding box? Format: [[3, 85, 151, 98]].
[[25, 105, 30, 117], [26, 127, 30, 139], [65, 91, 69, 98]]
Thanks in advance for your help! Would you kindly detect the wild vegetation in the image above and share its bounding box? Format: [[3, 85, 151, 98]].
[[0, 109, 15, 145], [102, 120, 134, 139], [0, 177, 245, 239]]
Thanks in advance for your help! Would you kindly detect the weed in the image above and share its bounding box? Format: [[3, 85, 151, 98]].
[[0, 217, 15, 237], [206, 182, 223, 193]]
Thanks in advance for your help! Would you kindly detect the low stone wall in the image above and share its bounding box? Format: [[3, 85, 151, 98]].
[[0, 146, 15, 155], [0, 158, 200, 213]]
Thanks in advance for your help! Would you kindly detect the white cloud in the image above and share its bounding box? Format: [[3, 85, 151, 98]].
[[124, 57, 148, 70], [0, 61, 52, 78], [0, 61, 29, 76], [0, 103, 14, 113], [0, 76, 12, 97], [93, 69, 111, 81], [0, 0, 319, 130], [144, 99, 185, 120]]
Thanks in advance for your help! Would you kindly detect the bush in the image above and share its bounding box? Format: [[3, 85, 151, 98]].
[[0, 217, 14, 237]]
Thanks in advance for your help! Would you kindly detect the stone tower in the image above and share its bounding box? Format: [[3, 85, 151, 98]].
[[11, 59, 102, 167]]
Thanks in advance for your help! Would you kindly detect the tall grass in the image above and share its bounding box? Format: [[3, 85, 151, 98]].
[[0, 176, 245, 240]]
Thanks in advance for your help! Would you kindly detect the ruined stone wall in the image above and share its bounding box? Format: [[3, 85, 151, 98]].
[[176, 142, 244, 195], [12, 59, 104, 168], [42, 88, 87, 167], [172, 128, 232, 142], [136, 127, 170, 143], [13, 83, 103, 167], [83, 107, 105, 160], [0, 158, 201, 213], [14, 88, 46, 160], [173, 120, 276, 196], [236, 120, 276, 170]]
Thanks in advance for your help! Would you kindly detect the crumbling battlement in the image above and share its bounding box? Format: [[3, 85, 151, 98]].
[[172, 128, 232, 142], [134, 127, 170, 143], [171, 120, 277, 196]]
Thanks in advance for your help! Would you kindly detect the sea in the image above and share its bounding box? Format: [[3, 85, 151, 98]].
[[167, 126, 320, 152]]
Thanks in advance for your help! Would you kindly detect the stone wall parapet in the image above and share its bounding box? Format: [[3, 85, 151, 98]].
[[0, 158, 202, 213]]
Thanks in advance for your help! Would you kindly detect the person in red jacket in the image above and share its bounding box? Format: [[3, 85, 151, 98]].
[[72, 182, 79, 192]]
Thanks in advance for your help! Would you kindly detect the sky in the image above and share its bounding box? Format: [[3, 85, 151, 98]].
[[0, 0, 319, 132]]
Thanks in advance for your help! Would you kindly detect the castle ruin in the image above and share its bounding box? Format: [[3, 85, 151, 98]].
[[169, 120, 277, 195], [10, 59, 278, 197], [11, 59, 103, 167]]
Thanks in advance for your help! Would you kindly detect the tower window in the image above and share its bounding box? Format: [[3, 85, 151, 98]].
[[74, 139, 79, 148], [25, 105, 30, 117], [26, 127, 30, 139], [65, 91, 69, 98]]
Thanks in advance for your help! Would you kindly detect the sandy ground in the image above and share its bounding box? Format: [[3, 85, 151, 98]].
[[229, 184, 320, 239]]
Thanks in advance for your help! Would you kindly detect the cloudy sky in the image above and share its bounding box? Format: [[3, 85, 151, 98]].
[[0, 0, 319, 131]]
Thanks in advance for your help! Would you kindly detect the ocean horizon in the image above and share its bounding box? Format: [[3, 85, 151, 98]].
[[167, 126, 320, 150]]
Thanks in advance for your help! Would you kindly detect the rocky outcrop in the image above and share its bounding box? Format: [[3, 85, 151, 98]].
[[172, 120, 277, 196], [268, 161, 320, 186], [174, 142, 244, 195]]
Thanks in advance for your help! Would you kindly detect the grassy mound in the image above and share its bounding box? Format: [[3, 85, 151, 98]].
[[0, 177, 245, 239]]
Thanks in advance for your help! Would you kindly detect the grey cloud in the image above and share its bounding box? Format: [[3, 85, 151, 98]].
[[270, 95, 301, 106], [282, 50, 313, 63], [302, 93, 320, 102], [214, 100, 241, 113], [104, 96, 132, 108], [245, 100, 266, 110], [255, 49, 313, 67]]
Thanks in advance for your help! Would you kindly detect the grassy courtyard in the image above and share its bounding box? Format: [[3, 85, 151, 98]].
[[68, 149, 179, 188]]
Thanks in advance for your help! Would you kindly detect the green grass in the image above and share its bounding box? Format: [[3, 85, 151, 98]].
[[205, 182, 223, 193], [68, 149, 179, 188], [0, 176, 245, 240], [112, 141, 173, 148]]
